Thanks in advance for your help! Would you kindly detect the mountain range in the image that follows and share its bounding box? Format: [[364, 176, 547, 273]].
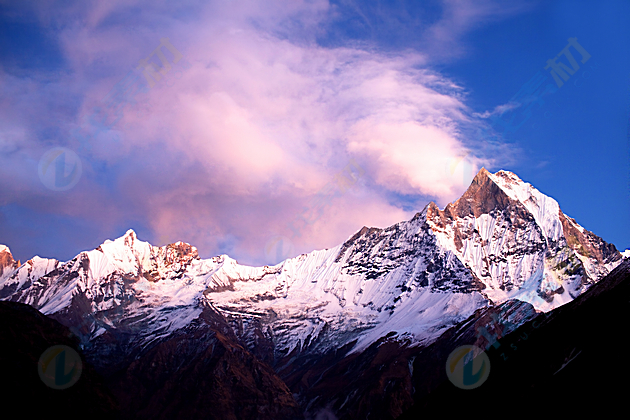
[[1, 167, 627, 419]]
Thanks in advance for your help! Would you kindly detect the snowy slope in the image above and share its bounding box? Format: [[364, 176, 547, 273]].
[[205, 219, 488, 356], [0, 253, 61, 301]]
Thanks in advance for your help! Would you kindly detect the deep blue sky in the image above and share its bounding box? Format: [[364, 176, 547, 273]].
[[0, 0, 628, 265], [442, 0, 630, 252]]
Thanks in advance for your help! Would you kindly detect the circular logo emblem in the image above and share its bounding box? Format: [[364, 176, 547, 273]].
[[445, 345, 490, 390], [38, 147, 82, 191], [264, 235, 295, 264], [38, 345, 83, 389]]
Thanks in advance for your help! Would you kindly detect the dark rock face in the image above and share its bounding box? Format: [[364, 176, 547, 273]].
[[287, 339, 417, 420], [425, 169, 548, 290], [445, 168, 523, 220], [272, 251, 629, 419], [0, 247, 19, 278], [0, 301, 120, 419], [2, 253, 627, 420], [426, 168, 540, 246], [558, 209, 621, 266], [142, 241, 201, 282]]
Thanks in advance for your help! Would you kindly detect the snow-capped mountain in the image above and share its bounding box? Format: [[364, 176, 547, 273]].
[[1, 167, 623, 419], [0, 169, 622, 366]]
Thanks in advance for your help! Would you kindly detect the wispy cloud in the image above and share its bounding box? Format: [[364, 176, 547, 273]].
[[473, 101, 521, 119], [418, 0, 537, 60]]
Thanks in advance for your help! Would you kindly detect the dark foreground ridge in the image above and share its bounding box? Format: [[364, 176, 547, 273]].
[[0, 301, 120, 419], [0, 301, 302, 420], [398, 258, 630, 418]]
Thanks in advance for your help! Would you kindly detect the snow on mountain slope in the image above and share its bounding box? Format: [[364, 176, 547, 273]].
[[488, 170, 564, 241], [208, 167, 621, 356], [0, 225, 488, 358], [0, 169, 622, 363], [205, 223, 488, 356], [0, 250, 61, 301], [0, 244, 19, 285]]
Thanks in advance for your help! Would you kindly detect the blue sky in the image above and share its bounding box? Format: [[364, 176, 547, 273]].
[[0, 0, 628, 266]]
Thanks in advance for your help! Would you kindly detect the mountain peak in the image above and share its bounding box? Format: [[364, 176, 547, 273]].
[[443, 168, 552, 223], [0, 245, 19, 279], [102, 229, 140, 249], [439, 167, 514, 219]]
